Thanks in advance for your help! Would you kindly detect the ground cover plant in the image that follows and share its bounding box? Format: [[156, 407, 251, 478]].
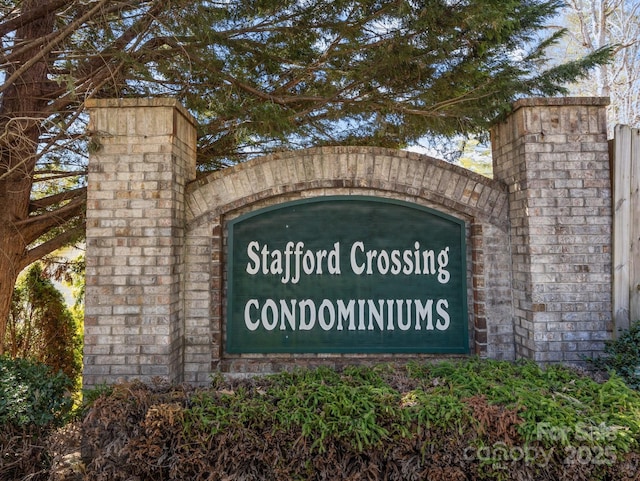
[[0, 356, 74, 480], [3, 357, 640, 480], [79, 359, 640, 481]]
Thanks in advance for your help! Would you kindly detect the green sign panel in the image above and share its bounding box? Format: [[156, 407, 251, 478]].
[[227, 196, 468, 354]]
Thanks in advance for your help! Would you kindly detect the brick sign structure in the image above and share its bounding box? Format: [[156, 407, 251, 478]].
[[83, 97, 612, 386]]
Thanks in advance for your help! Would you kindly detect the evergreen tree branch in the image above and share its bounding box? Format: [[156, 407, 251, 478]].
[[20, 222, 85, 271], [16, 194, 86, 245], [0, 0, 72, 38], [29, 187, 86, 212], [0, 0, 110, 95]]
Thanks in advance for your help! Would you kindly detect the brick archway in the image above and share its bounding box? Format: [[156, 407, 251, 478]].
[[182, 147, 511, 382], [186, 146, 507, 228]]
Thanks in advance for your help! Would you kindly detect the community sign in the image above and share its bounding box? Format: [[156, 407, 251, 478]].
[[226, 196, 468, 353]]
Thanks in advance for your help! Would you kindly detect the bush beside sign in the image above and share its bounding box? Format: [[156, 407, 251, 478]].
[[227, 196, 468, 354]]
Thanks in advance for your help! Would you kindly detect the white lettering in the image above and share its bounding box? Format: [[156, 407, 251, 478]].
[[279, 299, 296, 330], [337, 299, 355, 330], [357, 299, 366, 330], [402, 250, 413, 275], [244, 299, 260, 330], [422, 249, 435, 275], [302, 250, 315, 275], [260, 244, 270, 274], [328, 243, 341, 274], [367, 300, 385, 330], [397, 300, 411, 330], [261, 299, 278, 330], [246, 241, 451, 282], [350, 241, 365, 275], [298, 299, 315, 330], [270, 249, 283, 276], [390, 250, 401, 275], [292, 242, 304, 284], [376, 250, 389, 275], [246, 242, 260, 275], [241, 298, 452, 333], [282, 242, 294, 284], [436, 299, 450, 330], [315, 250, 327, 274], [415, 299, 434, 330], [386, 299, 395, 330], [318, 300, 335, 330], [437, 247, 450, 284], [365, 250, 377, 275]]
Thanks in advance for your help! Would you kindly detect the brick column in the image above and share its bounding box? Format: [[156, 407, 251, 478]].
[[491, 97, 612, 362], [84, 99, 197, 387]]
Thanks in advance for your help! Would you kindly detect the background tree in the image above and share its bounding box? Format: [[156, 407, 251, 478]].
[[559, 0, 639, 130], [6, 263, 82, 385], [0, 0, 610, 351]]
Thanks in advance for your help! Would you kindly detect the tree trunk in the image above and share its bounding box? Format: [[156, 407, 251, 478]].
[[0, 229, 24, 355], [0, 0, 57, 352]]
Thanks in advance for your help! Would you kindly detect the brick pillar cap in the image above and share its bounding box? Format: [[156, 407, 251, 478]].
[[85, 97, 196, 127], [511, 96, 610, 111]]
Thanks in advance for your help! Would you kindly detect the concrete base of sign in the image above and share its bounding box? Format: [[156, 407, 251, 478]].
[[83, 97, 612, 387]]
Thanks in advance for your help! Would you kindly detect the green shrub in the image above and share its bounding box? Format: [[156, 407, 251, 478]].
[[0, 357, 75, 481], [82, 360, 640, 481], [590, 321, 640, 391], [411, 358, 640, 453], [0, 355, 74, 429], [7, 263, 83, 389]]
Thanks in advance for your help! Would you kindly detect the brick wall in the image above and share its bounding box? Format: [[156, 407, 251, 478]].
[[491, 97, 612, 362], [83, 97, 613, 387], [84, 99, 196, 386]]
